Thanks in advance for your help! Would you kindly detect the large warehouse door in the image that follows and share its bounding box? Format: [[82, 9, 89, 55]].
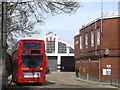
[[48, 56, 57, 72], [61, 56, 75, 72]]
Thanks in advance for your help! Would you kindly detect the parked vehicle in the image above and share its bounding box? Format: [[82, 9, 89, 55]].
[[12, 39, 48, 84]]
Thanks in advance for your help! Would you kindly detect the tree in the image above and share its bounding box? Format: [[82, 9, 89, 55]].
[[0, 1, 80, 88], [7, 0, 81, 54]]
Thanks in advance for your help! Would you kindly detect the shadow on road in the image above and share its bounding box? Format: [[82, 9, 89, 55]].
[[7, 80, 55, 90], [15, 80, 55, 86], [43, 80, 56, 86]]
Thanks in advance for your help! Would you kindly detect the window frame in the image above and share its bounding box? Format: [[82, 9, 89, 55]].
[[85, 33, 88, 48], [97, 28, 100, 46], [91, 30, 94, 47], [80, 35, 82, 49]]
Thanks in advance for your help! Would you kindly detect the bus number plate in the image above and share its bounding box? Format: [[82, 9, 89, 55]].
[[24, 72, 40, 78]]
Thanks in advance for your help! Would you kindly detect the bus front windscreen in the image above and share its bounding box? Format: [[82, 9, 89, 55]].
[[23, 43, 41, 49], [22, 55, 43, 68]]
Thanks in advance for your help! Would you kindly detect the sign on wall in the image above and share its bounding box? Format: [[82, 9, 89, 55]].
[[103, 64, 112, 75], [106, 65, 111, 68], [102, 69, 111, 75], [82, 67, 86, 73]]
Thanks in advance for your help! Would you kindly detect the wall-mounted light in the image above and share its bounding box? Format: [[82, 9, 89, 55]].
[[104, 48, 110, 56]]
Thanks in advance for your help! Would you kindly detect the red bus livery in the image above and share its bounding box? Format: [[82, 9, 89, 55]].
[[12, 39, 48, 84]]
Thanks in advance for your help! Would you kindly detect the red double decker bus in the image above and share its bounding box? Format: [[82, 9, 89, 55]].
[[12, 39, 48, 84]]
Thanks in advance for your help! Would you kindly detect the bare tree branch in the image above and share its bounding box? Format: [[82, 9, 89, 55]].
[[7, 0, 81, 53]]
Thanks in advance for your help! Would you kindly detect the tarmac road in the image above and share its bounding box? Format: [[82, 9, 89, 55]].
[[8, 72, 118, 90]]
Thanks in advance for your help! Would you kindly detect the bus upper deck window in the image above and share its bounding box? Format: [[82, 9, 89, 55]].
[[31, 50, 41, 54], [24, 43, 41, 49], [23, 50, 29, 54]]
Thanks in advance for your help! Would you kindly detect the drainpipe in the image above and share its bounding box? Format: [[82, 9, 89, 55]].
[[98, 55, 101, 82]]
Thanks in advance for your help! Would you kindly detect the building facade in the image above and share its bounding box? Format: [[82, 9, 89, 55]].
[[44, 32, 75, 72], [74, 17, 120, 86]]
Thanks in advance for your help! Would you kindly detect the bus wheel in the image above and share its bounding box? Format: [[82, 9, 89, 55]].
[[16, 83, 22, 86]]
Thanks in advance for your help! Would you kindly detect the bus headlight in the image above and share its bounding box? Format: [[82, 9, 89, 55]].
[[40, 67, 43, 70], [22, 68, 28, 71]]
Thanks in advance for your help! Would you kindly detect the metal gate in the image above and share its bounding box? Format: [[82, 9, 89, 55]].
[[61, 56, 75, 72], [48, 56, 57, 72]]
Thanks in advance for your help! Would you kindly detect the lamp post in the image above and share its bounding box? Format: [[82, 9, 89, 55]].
[[101, 0, 103, 33], [99, 0, 103, 82], [1, 1, 8, 90], [0, 2, 2, 90]]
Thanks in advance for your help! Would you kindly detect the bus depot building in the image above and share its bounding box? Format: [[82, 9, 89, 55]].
[[74, 16, 120, 86], [44, 32, 75, 72]]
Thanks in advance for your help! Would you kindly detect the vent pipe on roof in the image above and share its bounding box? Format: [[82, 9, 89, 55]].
[[101, 0, 103, 34]]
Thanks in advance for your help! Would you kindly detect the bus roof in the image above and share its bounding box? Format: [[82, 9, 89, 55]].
[[19, 39, 44, 42]]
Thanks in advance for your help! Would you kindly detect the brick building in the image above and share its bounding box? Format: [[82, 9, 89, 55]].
[[74, 16, 120, 86]]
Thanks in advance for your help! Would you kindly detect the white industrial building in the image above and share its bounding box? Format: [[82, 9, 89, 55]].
[[44, 32, 75, 72]]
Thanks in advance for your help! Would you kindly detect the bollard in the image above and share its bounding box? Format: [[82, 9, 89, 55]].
[[110, 79, 112, 86]]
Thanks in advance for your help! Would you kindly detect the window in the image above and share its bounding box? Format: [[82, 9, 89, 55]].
[[58, 42, 66, 53], [22, 55, 43, 68], [97, 28, 100, 45], [91, 30, 94, 47], [46, 41, 55, 53], [85, 33, 88, 48], [75, 40, 79, 44], [69, 47, 74, 53], [23, 43, 41, 49], [80, 36, 82, 49]]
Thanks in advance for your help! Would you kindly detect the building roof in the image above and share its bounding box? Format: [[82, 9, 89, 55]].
[[79, 15, 120, 31]]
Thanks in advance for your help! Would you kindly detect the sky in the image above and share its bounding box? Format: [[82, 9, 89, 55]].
[[32, 1, 119, 46]]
